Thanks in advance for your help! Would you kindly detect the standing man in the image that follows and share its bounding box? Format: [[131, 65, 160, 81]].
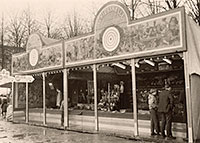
[[158, 84, 175, 139], [148, 89, 160, 136]]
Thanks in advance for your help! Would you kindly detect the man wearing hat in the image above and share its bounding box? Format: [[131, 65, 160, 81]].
[[158, 84, 175, 139], [148, 88, 160, 136]]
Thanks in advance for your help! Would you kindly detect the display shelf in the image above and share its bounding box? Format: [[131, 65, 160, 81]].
[[137, 85, 184, 89], [136, 68, 183, 74]]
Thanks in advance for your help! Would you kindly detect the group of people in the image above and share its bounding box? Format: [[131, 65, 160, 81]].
[[148, 84, 175, 139], [98, 83, 123, 112]]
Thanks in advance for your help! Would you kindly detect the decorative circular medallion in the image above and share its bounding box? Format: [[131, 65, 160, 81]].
[[102, 27, 120, 52], [29, 49, 39, 66]]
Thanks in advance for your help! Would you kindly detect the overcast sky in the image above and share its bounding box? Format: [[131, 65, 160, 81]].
[[0, 0, 112, 21]]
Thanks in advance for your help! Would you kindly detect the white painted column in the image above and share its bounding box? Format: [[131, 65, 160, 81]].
[[25, 82, 29, 123], [15, 83, 18, 108], [93, 64, 99, 131], [42, 73, 46, 125], [183, 52, 193, 143], [11, 82, 14, 121], [63, 69, 69, 128], [131, 59, 138, 136]]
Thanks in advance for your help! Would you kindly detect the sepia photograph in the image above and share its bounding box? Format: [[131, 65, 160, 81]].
[[0, 0, 199, 142]]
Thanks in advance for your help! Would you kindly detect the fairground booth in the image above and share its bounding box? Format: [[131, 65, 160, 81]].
[[12, 1, 200, 142]]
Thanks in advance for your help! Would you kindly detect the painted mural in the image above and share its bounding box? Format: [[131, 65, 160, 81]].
[[28, 79, 43, 107], [65, 36, 94, 63], [18, 80, 43, 108], [13, 44, 63, 73], [13, 53, 29, 73], [18, 83, 26, 108], [12, 3, 185, 73], [96, 12, 181, 58]]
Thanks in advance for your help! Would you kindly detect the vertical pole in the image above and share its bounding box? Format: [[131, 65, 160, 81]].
[[131, 59, 138, 136], [15, 83, 18, 108], [63, 68, 69, 128], [93, 64, 99, 131], [183, 52, 193, 143], [25, 82, 29, 123], [11, 82, 14, 121], [42, 73, 46, 125]]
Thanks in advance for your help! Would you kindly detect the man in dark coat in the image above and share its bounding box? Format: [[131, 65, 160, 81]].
[[158, 84, 175, 139]]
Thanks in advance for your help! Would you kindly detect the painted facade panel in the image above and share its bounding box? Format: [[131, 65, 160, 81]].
[[96, 12, 182, 59], [13, 53, 29, 74], [12, 3, 185, 73], [12, 43, 63, 74], [65, 36, 95, 63]]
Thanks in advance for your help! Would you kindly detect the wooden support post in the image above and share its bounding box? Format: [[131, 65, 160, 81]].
[[15, 83, 18, 108], [11, 82, 14, 121], [93, 64, 99, 131], [131, 59, 138, 136], [25, 82, 29, 123], [183, 52, 193, 143], [42, 73, 46, 125], [63, 69, 69, 128]]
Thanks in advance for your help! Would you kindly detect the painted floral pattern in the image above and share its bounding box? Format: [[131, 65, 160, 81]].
[[96, 13, 181, 58], [13, 12, 182, 73]]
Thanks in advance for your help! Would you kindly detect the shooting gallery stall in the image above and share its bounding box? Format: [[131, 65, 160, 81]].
[[12, 1, 200, 142]]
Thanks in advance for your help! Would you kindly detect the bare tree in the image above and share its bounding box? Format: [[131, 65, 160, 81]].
[[62, 11, 92, 39], [186, 0, 200, 25], [146, 0, 162, 14], [22, 7, 40, 36], [41, 10, 65, 40], [0, 13, 5, 69], [50, 27, 64, 40], [121, 0, 141, 20], [165, 0, 181, 9], [7, 14, 26, 48], [44, 11, 53, 38]]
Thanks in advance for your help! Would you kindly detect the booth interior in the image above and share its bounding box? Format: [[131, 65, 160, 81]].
[[14, 53, 186, 128], [60, 54, 185, 122], [12, 53, 187, 138]]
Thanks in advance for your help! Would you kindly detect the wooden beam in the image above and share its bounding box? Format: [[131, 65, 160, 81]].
[[183, 52, 194, 143], [15, 83, 18, 108], [63, 68, 69, 128], [131, 59, 138, 136], [11, 82, 14, 121], [25, 82, 29, 123], [93, 64, 99, 131], [42, 73, 46, 125]]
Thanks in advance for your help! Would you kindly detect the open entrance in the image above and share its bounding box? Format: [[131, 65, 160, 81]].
[[45, 71, 63, 127], [97, 60, 134, 136], [28, 76, 43, 125], [68, 66, 95, 131], [136, 54, 187, 138], [14, 83, 27, 123], [13, 76, 43, 124]]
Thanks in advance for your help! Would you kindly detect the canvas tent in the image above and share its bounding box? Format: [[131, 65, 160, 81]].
[[186, 16, 200, 141]]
